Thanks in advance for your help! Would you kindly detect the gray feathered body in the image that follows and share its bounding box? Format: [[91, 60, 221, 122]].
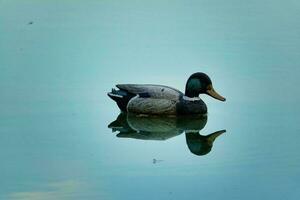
[[108, 84, 207, 115]]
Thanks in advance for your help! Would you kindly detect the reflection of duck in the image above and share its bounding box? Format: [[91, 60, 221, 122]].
[[108, 113, 226, 156], [108, 72, 225, 115]]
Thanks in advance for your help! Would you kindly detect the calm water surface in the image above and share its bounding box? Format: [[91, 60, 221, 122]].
[[1, 1, 300, 199]]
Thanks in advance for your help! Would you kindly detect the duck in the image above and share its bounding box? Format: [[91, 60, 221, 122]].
[[107, 72, 226, 115], [108, 113, 226, 156]]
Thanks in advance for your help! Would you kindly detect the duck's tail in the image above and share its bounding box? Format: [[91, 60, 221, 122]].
[[107, 88, 135, 112]]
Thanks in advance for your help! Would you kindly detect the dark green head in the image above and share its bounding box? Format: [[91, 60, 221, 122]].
[[185, 72, 226, 101]]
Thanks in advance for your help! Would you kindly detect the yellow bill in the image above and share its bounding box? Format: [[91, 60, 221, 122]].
[[206, 85, 226, 101]]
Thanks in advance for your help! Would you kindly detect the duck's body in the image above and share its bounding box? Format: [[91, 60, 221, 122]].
[[109, 84, 207, 115], [108, 73, 225, 115]]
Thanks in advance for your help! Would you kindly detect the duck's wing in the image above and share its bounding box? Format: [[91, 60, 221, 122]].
[[116, 84, 182, 101]]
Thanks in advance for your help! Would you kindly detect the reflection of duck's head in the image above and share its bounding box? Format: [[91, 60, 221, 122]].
[[185, 130, 226, 156]]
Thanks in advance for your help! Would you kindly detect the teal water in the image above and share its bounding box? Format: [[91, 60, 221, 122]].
[[1, 0, 300, 199]]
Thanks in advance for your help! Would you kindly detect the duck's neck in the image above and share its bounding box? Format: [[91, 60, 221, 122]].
[[185, 89, 199, 98], [182, 96, 201, 101]]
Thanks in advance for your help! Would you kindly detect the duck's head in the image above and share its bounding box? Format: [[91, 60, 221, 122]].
[[185, 72, 226, 101]]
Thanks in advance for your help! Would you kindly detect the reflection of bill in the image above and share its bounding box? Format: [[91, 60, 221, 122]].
[[108, 113, 226, 156]]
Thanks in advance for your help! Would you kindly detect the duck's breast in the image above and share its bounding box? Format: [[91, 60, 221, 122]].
[[177, 97, 207, 115], [127, 96, 177, 115]]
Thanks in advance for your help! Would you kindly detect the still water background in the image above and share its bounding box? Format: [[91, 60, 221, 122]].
[[1, 0, 300, 199]]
